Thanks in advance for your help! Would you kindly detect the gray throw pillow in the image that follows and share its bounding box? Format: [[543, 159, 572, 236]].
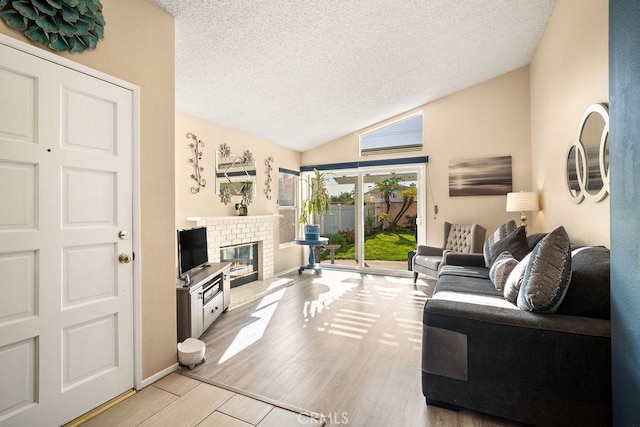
[[489, 251, 519, 291], [556, 246, 610, 319], [489, 226, 529, 265], [483, 220, 517, 266], [517, 226, 572, 313], [503, 252, 531, 305]]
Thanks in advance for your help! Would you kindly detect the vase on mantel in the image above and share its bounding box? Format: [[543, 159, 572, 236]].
[[235, 202, 248, 216]]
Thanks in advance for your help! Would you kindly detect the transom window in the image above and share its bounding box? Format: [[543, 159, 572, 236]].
[[360, 113, 423, 156]]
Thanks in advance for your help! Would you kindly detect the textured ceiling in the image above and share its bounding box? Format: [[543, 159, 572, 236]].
[[151, 0, 557, 152]]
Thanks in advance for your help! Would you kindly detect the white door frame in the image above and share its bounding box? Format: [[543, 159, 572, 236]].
[[0, 33, 143, 390]]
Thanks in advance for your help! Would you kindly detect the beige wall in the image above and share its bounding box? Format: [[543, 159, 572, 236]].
[[175, 111, 303, 273], [1, 1, 177, 379], [530, 0, 609, 246], [302, 67, 532, 247]]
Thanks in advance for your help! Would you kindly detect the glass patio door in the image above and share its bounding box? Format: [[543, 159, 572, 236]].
[[361, 167, 420, 272], [318, 171, 359, 267], [309, 164, 424, 273]]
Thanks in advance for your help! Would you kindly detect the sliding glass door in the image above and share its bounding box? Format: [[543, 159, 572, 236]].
[[318, 171, 359, 267], [362, 168, 419, 271], [306, 163, 425, 273]]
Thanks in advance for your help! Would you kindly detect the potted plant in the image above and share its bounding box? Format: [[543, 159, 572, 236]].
[[299, 168, 330, 240]]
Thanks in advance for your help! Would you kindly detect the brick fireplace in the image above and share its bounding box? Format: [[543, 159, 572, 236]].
[[193, 215, 277, 281]]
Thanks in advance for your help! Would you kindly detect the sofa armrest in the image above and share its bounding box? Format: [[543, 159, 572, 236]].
[[442, 252, 486, 267], [422, 298, 611, 426], [416, 245, 443, 256]]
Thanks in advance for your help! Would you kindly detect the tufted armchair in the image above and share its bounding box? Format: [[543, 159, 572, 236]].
[[412, 222, 486, 283]]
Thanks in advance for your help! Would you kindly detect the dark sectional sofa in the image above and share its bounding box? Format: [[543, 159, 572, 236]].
[[421, 234, 611, 426]]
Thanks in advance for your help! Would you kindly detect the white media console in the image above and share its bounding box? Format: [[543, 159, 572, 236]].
[[176, 262, 231, 342]]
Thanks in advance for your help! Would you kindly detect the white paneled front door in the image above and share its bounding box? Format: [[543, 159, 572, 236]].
[[0, 43, 134, 426]]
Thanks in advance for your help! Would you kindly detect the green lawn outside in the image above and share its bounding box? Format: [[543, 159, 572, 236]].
[[324, 231, 416, 261]]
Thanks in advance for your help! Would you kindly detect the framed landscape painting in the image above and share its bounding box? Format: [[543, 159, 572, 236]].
[[449, 156, 512, 196]]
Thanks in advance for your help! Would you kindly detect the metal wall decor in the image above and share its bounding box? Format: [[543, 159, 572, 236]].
[[264, 157, 274, 199], [187, 133, 206, 194], [0, 0, 105, 52], [566, 103, 610, 203], [216, 143, 256, 205]]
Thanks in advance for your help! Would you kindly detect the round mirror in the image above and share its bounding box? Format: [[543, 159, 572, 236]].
[[600, 131, 610, 188], [566, 103, 609, 203], [566, 144, 584, 203], [579, 111, 605, 194]]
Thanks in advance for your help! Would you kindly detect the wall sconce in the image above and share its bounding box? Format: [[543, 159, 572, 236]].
[[506, 191, 539, 228]]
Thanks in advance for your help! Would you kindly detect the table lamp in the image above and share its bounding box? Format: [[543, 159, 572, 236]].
[[506, 191, 539, 228]]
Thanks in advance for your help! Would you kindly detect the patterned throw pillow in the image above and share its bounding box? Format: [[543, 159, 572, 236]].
[[489, 226, 529, 265], [517, 226, 572, 313], [503, 252, 531, 305], [483, 220, 518, 266], [489, 251, 519, 291]]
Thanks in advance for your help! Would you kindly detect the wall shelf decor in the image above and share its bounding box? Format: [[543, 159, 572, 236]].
[[0, 0, 105, 53], [187, 133, 206, 194], [216, 143, 256, 205], [264, 156, 274, 200]]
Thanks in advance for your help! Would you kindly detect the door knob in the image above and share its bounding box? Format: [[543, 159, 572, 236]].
[[119, 253, 132, 264], [118, 230, 129, 239]]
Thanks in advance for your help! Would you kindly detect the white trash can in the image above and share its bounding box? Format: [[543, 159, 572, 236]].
[[177, 338, 206, 369]]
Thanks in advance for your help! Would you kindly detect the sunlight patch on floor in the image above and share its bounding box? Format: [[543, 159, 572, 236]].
[[326, 329, 364, 340], [334, 313, 377, 324], [329, 323, 368, 334], [218, 290, 285, 364], [349, 299, 376, 305], [340, 308, 380, 318], [339, 319, 372, 329], [397, 323, 422, 332], [302, 278, 357, 323], [256, 288, 286, 310]]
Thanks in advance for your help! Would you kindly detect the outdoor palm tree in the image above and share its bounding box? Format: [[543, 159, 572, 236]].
[[372, 176, 403, 216], [392, 184, 417, 226]]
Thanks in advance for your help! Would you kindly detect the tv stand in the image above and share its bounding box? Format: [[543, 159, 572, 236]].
[[176, 262, 231, 342]]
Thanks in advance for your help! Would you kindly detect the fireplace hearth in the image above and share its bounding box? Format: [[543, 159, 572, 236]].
[[220, 242, 259, 287]]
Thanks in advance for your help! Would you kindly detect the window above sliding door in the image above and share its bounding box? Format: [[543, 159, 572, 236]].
[[360, 113, 423, 157]]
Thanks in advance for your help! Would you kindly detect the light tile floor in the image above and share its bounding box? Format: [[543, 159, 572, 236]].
[[81, 373, 324, 426]]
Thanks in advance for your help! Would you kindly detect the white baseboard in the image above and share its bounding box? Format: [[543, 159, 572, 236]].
[[139, 363, 179, 389]]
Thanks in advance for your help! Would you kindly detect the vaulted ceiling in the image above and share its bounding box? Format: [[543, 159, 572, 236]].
[[151, 0, 557, 152]]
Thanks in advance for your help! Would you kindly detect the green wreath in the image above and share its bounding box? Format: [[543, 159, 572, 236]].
[[0, 0, 105, 52]]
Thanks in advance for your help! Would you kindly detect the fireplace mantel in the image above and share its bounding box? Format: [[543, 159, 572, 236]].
[[193, 215, 278, 280]]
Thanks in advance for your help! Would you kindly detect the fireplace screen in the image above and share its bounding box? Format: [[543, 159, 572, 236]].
[[220, 242, 259, 287]]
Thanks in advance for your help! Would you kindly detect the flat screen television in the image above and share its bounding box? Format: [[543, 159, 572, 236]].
[[177, 226, 209, 284]]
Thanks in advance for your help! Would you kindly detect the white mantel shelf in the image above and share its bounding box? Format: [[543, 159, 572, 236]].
[[187, 214, 280, 221], [194, 215, 278, 280]]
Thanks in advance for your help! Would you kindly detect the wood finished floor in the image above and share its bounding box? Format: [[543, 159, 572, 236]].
[[184, 270, 523, 427]]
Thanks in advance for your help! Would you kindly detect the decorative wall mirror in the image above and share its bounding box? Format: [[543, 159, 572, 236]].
[[216, 143, 256, 205], [566, 103, 609, 203]]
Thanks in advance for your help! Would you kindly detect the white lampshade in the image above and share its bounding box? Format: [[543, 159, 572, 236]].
[[506, 191, 539, 212]]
